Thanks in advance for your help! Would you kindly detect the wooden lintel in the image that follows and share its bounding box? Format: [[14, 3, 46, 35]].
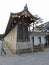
[[31, 18, 36, 21], [12, 15, 18, 17], [18, 22, 22, 24]]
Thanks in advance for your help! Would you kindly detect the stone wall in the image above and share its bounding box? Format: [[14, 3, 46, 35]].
[[4, 25, 17, 53], [16, 42, 31, 50], [4, 24, 31, 54]]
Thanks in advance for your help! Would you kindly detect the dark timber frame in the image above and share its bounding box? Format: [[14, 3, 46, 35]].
[[5, 5, 38, 37]]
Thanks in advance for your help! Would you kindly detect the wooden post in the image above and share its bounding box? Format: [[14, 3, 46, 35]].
[[1, 40, 3, 55], [33, 22, 34, 31], [29, 26, 30, 31], [30, 36, 33, 53]]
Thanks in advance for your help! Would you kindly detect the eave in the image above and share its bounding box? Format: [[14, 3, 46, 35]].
[[5, 10, 38, 37]]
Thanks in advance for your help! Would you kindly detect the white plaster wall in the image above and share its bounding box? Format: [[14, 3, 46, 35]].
[[4, 25, 17, 53], [34, 36, 39, 45], [41, 36, 46, 44], [30, 34, 46, 45]]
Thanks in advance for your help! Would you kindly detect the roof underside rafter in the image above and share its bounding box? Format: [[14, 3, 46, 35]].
[[5, 8, 38, 36]]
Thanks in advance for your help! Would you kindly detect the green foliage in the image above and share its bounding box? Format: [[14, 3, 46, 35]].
[[36, 24, 44, 30]]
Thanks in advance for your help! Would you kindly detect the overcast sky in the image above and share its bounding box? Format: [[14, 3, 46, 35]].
[[0, 0, 49, 34]]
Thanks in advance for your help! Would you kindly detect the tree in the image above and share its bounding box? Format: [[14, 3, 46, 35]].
[[30, 14, 43, 31]]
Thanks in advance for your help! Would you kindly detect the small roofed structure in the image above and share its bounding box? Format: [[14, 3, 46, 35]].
[[5, 4, 38, 36], [4, 4, 38, 54]]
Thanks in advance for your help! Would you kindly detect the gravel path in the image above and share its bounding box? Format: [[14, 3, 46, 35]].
[[0, 48, 49, 65]]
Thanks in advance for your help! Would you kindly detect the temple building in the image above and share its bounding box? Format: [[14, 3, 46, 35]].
[[3, 5, 49, 54], [4, 5, 38, 54]]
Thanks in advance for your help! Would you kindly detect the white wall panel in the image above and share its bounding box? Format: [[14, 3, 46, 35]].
[[34, 36, 39, 45], [41, 36, 46, 44]]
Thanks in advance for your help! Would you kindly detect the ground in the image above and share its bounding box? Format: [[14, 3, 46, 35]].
[[0, 48, 49, 65]]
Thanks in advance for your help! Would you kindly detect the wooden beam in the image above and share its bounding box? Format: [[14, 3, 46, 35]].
[[14, 20, 16, 23], [12, 15, 18, 17], [31, 18, 36, 21]]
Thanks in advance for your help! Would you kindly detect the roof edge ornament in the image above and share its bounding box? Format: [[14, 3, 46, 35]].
[[24, 4, 28, 11]]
